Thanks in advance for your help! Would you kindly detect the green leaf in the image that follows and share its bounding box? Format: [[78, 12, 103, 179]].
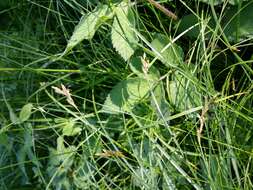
[[200, 154, 232, 189], [3, 95, 19, 124], [0, 0, 13, 9], [129, 57, 170, 118], [228, 0, 249, 5], [178, 3, 253, 41], [129, 56, 160, 80], [177, 14, 200, 38], [167, 72, 201, 112], [152, 79, 170, 119], [196, 0, 249, 5], [111, 2, 138, 61], [0, 133, 12, 152], [47, 137, 76, 189], [61, 118, 82, 136], [102, 77, 151, 114], [151, 33, 184, 67], [64, 4, 113, 53], [129, 57, 144, 77], [16, 125, 41, 184], [177, 14, 215, 39], [19, 103, 33, 123], [5, 101, 19, 124], [222, 2, 253, 42]]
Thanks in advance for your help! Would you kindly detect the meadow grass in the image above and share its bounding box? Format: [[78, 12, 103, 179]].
[[0, 0, 252, 189]]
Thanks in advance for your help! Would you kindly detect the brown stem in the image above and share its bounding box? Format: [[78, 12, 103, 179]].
[[146, 0, 178, 20]]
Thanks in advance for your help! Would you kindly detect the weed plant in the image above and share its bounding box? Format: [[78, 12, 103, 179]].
[[0, 0, 252, 189]]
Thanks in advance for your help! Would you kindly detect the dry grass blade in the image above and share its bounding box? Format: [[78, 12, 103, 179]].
[[52, 84, 78, 110], [95, 149, 125, 158], [197, 97, 209, 144], [146, 0, 178, 20]]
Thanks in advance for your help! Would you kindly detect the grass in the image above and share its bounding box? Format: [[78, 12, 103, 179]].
[[0, 0, 253, 189]]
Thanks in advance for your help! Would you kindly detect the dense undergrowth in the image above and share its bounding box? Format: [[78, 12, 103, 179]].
[[0, 0, 253, 189]]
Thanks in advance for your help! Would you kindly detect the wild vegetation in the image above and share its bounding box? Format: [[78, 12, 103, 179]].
[[0, 0, 253, 189]]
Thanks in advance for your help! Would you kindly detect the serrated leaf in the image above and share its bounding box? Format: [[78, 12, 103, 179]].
[[129, 57, 169, 118], [129, 56, 160, 79], [62, 119, 82, 136], [48, 136, 76, 169], [167, 72, 201, 112], [19, 103, 33, 123], [64, 4, 113, 54], [102, 77, 151, 114], [223, 2, 253, 42], [151, 33, 184, 67], [111, 2, 138, 61]]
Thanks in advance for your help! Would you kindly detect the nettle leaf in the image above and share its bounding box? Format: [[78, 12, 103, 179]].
[[129, 56, 169, 118], [19, 103, 33, 123], [102, 77, 151, 114], [111, 2, 138, 61], [151, 33, 184, 67], [62, 119, 82, 136], [64, 4, 113, 53], [222, 2, 253, 42], [129, 56, 160, 79], [177, 14, 215, 39], [152, 79, 170, 119], [167, 72, 201, 112], [129, 57, 144, 77], [47, 137, 76, 189]]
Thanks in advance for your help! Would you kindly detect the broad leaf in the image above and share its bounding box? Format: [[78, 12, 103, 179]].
[[64, 4, 112, 54], [167, 72, 202, 112], [62, 118, 82, 136], [47, 136, 76, 190], [129, 56, 170, 118], [152, 80, 170, 119], [111, 2, 138, 61], [129, 56, 160, 79], [222, 2, 253, 42], [102, 77, 151, 114], [0, 0, 13, 9], [179, 2, 253, 42], [177, 14, 215, 39], [151, 33, 184, 67], [19, 103, 33, 123], [17, 125, 42, 184]]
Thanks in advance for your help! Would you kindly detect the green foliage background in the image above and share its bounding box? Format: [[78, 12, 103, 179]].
[[0, 0, 252, 189]]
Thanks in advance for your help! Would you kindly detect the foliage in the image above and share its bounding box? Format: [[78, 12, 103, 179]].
[[196, 0, 249, 5], [0, 0, 253, 189], [179, 1, 253, 42]]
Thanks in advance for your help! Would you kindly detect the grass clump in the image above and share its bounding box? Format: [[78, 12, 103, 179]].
[[0, 0, 252, 189]]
